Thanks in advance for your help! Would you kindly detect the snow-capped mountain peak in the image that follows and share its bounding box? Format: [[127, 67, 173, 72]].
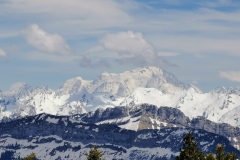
[[1, 67, 240, 129], [90, 66, 191, 96], [57, 77, 91, 95]]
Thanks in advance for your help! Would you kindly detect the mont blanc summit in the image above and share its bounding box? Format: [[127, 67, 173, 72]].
[[1, 67, 240, 128]]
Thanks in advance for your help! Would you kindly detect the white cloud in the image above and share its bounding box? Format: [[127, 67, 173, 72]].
[[0, 0, 132, 42], [100, 31, 155, 62], [219, 71, 240, 82], [2, 0, 240, 58], [23, 24, 71, 55], [0, 48, 6, 56], [100, 31, 154, 56], [99, 31, 176, 67]]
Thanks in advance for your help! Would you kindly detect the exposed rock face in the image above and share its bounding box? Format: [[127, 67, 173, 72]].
[[0, 113, 239, 160], [78, 106, 129, 124], [71, 104, 240, 150], [191, 117, 240, 137], [190, 117, 240, 150], [142, 104, 190, 126], [75, 104, 190, 131]]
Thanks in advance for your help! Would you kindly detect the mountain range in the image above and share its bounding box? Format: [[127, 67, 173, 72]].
[[0, 113, 240, 160], [1, 66, 240, 128], [1, 66, 240, 159]]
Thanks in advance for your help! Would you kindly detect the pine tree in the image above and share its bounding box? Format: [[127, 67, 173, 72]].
[[216, 144, 237, 160], [216, 144, 225, 160], [230, 153, 237, 160], [206, 153, 216, 160], [176, 133, 238, 160], [176, 132, 205, 160], [84, 145, 104, 160], [23, 152, 37, 160], [225, 153, 233, 160]]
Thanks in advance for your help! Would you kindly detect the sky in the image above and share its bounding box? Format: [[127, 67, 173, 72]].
[[0, 0, 240, 92]]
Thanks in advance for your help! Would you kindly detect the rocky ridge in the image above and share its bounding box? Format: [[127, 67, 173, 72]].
[[0, 113, 239, 160]]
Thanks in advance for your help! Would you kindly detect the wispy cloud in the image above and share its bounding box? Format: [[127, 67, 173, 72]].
[[140, 8, 240, 56], [1, 0, 131, 31], [153, 0, 239, 8], [0, 48, 6, 57], [197, 0, 239, 8], [219, 71, 240, 82], [3, 0, 129, 18], [22, 24, 72, 55]]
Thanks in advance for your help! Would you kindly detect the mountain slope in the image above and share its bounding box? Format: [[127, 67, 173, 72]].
[[120, 87, 240, 127], [73, 104, 240, 150], [0, 113, 239, 160], [87, 67, 190, 96]]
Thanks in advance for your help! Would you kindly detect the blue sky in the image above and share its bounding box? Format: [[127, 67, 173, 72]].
[[0, 0, 240, 92]]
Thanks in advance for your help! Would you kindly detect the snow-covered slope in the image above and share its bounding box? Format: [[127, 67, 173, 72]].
[[120, 87, 240, 127], [87, 66, 190, 96], [56, 77, 91, 95]]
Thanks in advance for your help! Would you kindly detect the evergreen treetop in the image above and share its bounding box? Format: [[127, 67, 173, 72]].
[[84, 145, 105, 160], [176, 132, 205, 160], [176, 133, 238, 160]]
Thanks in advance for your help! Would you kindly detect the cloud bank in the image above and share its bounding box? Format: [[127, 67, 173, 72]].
[[219, 71, 240, 82], [99, 31, 176, 68], [23, 24, 71, 55]]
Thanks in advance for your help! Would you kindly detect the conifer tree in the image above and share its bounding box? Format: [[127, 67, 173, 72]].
[[216, 144, 225, 160], [84, 145, 104, 160], [23, 152, 37, 160], [225, 153, 233, 160], [216, 144, 237, 160], [176, 133, 238, 160], [206, 153, 216, 160], [175, 132, 205, 160]]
